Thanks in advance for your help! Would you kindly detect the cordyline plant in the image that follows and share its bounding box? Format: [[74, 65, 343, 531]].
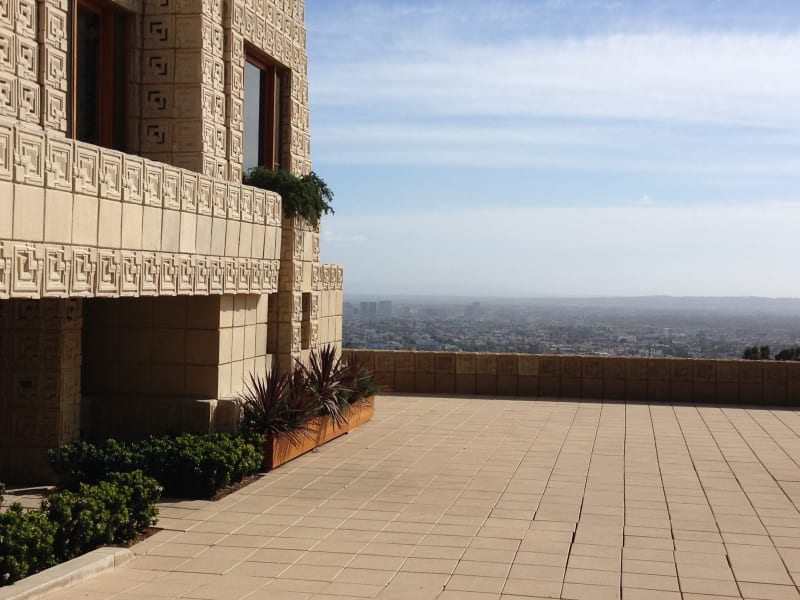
[[238, 365, 318, 445], [297, 345, 358, 428], [238, 346, 379, 443], [347, 363, 381, 405]]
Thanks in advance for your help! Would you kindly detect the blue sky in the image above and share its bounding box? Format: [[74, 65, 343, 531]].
[[306, 0, 800, 297]]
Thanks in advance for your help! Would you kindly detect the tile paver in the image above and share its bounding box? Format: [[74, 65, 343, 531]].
[[35, 395, 800, 600]]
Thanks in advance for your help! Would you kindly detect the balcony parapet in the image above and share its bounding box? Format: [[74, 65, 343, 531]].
[[0, 120, 288, 299], [1, 120, 282, 225], [343, 350, 800, 406]]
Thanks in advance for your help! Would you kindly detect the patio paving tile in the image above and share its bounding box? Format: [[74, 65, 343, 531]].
[[34, 395, 800, 600]]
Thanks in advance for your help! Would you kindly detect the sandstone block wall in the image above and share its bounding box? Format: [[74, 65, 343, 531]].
[[343, 350, 800, 406], [0, 298, 82, 480], [0, 0, 344, 482]]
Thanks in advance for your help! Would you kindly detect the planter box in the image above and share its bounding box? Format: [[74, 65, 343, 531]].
[[316, 413, 349, 445], [347, 397, 375, 430], [263, 418, 320, 470], [262, 397, 375, 470]]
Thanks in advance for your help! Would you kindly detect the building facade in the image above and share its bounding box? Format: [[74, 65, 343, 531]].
[[0, 0, 343, 481]]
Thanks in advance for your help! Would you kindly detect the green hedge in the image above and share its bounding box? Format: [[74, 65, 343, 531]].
[[45, 471, 161, 561], [0, 471, 160, 587], [51, 433, 264, 499], [0, 505, 56, 586]]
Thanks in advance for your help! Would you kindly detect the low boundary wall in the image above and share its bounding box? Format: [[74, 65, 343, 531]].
[[343, 350, 800, 405]]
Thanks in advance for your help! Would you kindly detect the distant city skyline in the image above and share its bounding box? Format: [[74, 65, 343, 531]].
[[306, 0, 800, 297], [342, 295, 800, 358]]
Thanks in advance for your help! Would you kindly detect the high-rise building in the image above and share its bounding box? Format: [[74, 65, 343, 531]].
[[359, 301, 378, 318], [378, 300, 393, 317]]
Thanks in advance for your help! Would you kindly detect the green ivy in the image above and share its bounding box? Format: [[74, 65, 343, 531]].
[[243, 167, 334, 226]]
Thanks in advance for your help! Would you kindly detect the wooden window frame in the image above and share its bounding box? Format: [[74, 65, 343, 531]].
[[71, 0, 123, 149], [245, 46, 284, 171]]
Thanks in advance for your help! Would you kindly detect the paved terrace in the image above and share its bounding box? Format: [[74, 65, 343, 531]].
[[41, 395, 800, 600]]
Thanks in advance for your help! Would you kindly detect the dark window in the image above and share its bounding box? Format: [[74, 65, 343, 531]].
[[301, 292, 311, 350], [243, 48, 284, 172], [266, 292, 279, 355], [72, 0, 127, 150]]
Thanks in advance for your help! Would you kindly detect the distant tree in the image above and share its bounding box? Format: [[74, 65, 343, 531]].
[[775, 346, 800, 361], [760, 345, 772, 360], [742, 346, 760, 360]]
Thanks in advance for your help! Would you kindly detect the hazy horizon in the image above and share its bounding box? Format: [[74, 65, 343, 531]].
[[307, 1, 800, 297], [346, 293, 800, 301]]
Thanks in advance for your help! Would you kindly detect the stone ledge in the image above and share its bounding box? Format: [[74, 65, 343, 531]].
[[0, 547, 133, 600], [344, 349, 800, 405]]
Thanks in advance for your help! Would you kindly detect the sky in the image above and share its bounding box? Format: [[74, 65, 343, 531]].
[[305, 0, 800, 298]]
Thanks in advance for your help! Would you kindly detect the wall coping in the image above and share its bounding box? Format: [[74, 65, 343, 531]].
[[343, 349, 799, 405]]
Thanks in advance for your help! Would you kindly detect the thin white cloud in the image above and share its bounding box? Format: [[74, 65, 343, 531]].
[[311, 120, 800, 173], [307, 2, 800, 297], [309, 5, 800, 174], [313, 32, 800, 127], [323, 230, 367, 243]]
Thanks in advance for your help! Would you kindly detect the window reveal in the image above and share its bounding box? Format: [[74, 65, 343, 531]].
[[72, 0, 127, 151], [243, 48, 284, 172]]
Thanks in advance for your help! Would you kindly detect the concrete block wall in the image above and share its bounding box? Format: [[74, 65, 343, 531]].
[[0, 0, 346, 481], [0, 119, 285, 300], [83, 294, 273, 398], [343, 350, 800, 406], [86, 397, 240, 441], [317, 265, 343, 350], [81, 293, 275, 441], [0, 298, 83, 481]]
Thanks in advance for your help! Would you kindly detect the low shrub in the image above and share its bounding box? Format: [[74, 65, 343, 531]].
[[0, 505, 56, 586], [0, 471, 159, 587], [51, 434, 263, 499], [49, 438, 138, 491], [44, 471, 161, 561], [140, 434, 263, 498]]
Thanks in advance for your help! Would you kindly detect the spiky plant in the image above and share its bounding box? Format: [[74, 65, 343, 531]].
[[298, 346, 355, 428], [283, 367, 319, 436], [238, 365, 316, 445], [346, 361, 380, 405]]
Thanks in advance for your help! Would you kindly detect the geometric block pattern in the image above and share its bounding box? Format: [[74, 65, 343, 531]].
[[2, 120, 284, 227], [40, 0, 69, 132], [224, 0, 311, 180], [0, 297, 82, 482], [0, 239, 281, 299]]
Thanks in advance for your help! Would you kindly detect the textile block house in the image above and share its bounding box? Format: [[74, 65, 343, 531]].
[[0, 0, 343, 481]]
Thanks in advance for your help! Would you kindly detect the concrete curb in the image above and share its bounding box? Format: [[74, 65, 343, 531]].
[[0, 547, 134, 600]]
